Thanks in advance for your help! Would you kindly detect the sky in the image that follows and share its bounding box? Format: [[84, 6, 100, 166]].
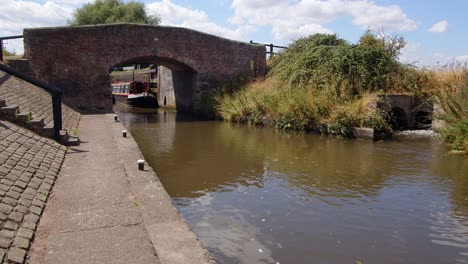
[[1, 0, 467, 67]]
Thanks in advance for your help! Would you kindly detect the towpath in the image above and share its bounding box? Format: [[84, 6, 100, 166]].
[[29, 114, 212, 264]]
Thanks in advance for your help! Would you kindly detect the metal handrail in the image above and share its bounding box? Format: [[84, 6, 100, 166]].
[[0, 63, 63, 141], [250, 41, 288, 55]]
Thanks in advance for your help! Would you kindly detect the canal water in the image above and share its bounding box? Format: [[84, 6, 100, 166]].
[[114, 105, 468, 264]]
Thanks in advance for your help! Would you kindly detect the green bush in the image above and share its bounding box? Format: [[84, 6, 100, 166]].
[[268, 31, 415, 99], [440, 119, 468, 152], [432, 69, 468, 154], [216, 31, 427, 139]]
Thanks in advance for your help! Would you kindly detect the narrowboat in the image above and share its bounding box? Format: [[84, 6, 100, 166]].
[[112, 81, 157, 107]]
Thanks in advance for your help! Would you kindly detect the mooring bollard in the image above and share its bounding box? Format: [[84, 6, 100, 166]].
[[122, 130, 127, 137], [114, 114, 118, 121], [137, 159, 145, 170]]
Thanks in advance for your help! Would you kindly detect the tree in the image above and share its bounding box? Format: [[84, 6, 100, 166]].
[[68, 0, 160, 26]]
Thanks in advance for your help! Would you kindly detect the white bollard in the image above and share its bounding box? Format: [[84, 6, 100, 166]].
[[137, 159, 145, 170]]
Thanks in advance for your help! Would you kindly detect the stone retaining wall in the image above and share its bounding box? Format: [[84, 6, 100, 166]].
[[0, 120, 66, 263], [0, 70, 80, 134]]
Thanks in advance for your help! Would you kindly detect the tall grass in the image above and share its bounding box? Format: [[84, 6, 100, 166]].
[[216, 32, 418, 138], [216, 77, 391, 138], [431, 69, 468, 154]]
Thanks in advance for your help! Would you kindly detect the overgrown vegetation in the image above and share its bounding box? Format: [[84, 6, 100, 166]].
[[2, 48, 17, 57], [216, 31, 428, 139], [68, 0, 160, 25], [431, 69, 468, 154]]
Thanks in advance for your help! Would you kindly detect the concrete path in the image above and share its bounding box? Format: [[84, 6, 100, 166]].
[[29, 114, 212, 264]]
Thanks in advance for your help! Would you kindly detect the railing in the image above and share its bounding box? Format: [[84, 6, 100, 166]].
[[0, 35, 23, 62], [0, 62, 63, 141], [250, 41, 288, 55]]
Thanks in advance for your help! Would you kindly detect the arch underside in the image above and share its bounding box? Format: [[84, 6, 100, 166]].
[[111, 56, 196, 112]]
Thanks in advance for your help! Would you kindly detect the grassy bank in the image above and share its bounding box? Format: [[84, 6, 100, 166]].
[[217, 77, 391, 138], [216, 32, 428, 139], [215, 32, 467, 154], [431, 69, 468, 154]]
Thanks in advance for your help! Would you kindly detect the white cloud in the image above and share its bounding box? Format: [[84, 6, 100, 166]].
[[230, 0, 417, 42], [434, 53, 468, 65], [272, 23, 333, 41], [147, 0, 253, 41], [399, 42, 423, 64], [399, 43, 468, 67], [428, 20, 448, 33], [0, 0, 419, 54], [0, 0, 75, 53]]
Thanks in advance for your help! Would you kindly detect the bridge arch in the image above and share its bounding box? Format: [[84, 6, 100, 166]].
[[23, 24, 266, 113], [110, 55, 197, 111]]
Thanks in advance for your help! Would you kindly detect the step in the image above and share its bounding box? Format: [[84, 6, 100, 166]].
[[17, 112, 31, 126], [66, 136, 80, 146], [28, 117, 45, 134], [59, 130, 80, 146], [0, 105, 19, 120], [41, 123, 55, 137]]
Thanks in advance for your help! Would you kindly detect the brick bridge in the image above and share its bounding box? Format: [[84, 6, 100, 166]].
[[23, 24, 267, 113]]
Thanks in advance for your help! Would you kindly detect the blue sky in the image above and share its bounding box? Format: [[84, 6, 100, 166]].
[[1, 0, 467, 67]]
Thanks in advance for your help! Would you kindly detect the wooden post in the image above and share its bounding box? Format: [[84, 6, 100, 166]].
[[269, 43, 273, 55]]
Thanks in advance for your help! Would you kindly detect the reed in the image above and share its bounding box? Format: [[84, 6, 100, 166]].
[[431, 69, 468, 154]]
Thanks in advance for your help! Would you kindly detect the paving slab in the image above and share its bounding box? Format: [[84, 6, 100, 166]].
[[29, 114, 159, 264], [29, 114, 212, 264]]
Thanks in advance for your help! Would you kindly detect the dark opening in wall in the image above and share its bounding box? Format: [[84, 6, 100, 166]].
[[388, 107, 408, 130], [415, 111, 432, 129]]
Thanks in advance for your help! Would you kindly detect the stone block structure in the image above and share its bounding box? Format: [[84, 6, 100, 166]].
[[378, 94, 433, 130], [24, 24, 267, 113]]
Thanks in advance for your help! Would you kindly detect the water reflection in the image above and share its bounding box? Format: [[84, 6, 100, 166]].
[[115, 105, 468, 264]]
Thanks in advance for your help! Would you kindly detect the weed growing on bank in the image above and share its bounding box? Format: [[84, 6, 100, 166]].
[[431, 69, 468, 154], [216, 31, 427, 138]]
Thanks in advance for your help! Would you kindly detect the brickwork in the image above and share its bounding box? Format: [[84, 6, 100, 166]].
[[24, 24, 267, 113], [0, 120, 66, 263], [0, 70, 80, 134]]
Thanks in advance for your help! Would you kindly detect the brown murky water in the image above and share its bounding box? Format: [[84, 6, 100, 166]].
[[115, 104, 468, 264]]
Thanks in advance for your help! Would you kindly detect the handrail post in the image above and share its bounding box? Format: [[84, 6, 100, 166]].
[[52, 90, 62, 141], [0, 39, 3, 62]]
